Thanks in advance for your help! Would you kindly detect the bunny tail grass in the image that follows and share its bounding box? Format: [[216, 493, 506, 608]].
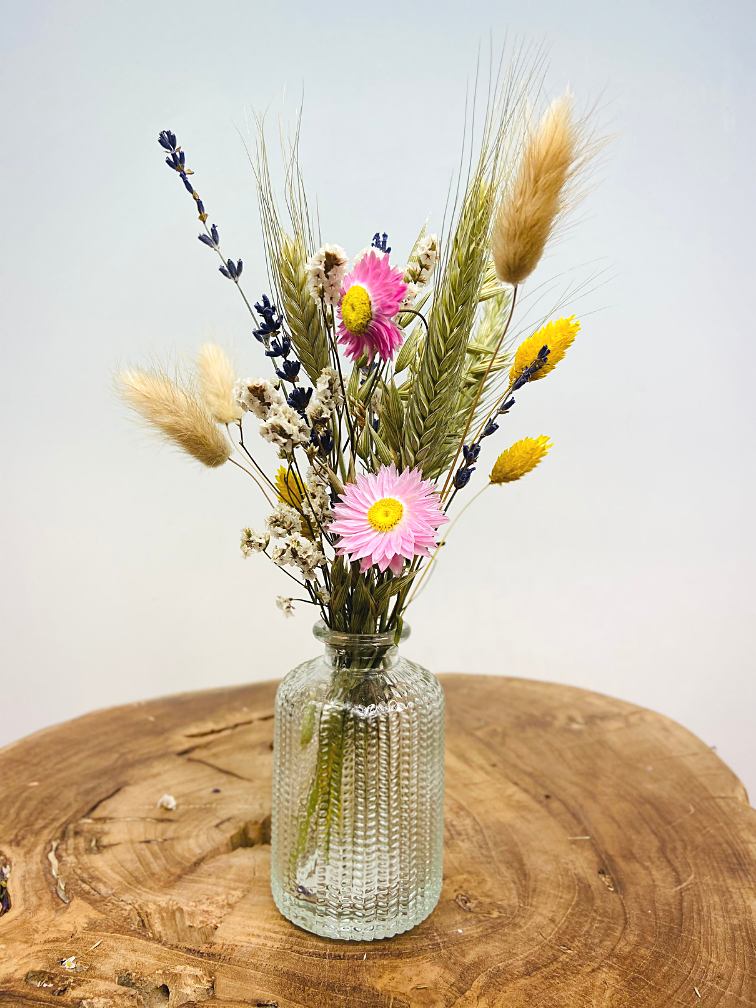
[[492, 93, 595, 286], [117, 367, 231, 467], [197, 343, 242, 424]]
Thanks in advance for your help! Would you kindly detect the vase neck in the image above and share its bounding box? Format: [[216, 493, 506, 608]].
[[313, 622, 409, 672]]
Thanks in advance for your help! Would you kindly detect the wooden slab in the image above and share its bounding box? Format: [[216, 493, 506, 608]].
[[1, 675, 754, 1007]]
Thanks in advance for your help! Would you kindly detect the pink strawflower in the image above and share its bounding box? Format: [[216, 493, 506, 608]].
[[329, 464, 448, 576], [336, 251, 408, 363]]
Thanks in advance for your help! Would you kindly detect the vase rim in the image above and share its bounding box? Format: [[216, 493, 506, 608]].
[[312, 620, 410, 647]]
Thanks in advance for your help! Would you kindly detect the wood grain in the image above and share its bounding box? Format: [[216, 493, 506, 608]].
[[1, 675, 754, 1007]]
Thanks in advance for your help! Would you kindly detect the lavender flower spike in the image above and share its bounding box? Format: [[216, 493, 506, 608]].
[[158, 130, 177, 151]]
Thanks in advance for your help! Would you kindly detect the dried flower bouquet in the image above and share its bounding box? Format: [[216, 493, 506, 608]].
[[118, 81, 599, 638], [117, 64, 603, 936]]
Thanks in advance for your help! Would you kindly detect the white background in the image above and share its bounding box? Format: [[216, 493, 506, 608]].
[[2, 2, 754, 794]]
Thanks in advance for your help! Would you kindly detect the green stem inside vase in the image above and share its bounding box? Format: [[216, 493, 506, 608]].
[[292, 648, 396, 870]]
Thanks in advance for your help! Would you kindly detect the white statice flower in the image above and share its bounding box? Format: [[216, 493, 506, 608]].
[[416, 233, 439, 278], [369, 386, 383, 413], [259, 404, 311, 453], [240, 527, 269, 557], [270, 533, 325, 580], [265, 503, 303, 539], [399, 281, 420, 311], [307, 396, 331, 426], [234, 377, 283, 419], [403, 233, 439, 288], [305, 244, 349, 307], [157, 794, 177, 811], [306, 366, 344, 425], [303, 465, 332, 523], [354, 245, 387, 265], [276, 596, 295, 618], [316, 367, 344, 408]]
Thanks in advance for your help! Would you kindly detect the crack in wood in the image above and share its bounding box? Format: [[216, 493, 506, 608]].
[[83, 816, 167, 824], [47, 839, 70, 903], [24, 970, 70, 996], [597, 868, 617, 892], [229, 815, 272, 849], [83, 785, 125, 819], [97, 838, 175, 849], [118, 964, 214, 1003], [183, 713, 274, 739], [184, 756, 253, 782]]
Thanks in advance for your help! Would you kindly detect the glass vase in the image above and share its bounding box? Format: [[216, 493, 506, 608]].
[[270, 621, 445, 940]]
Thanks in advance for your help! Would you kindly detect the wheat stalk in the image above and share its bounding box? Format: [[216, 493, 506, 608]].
[[278, 233, 330, 380], [401, 54, 534, 479], [252, 116, 330, 382], [402, 176, 494, 478]]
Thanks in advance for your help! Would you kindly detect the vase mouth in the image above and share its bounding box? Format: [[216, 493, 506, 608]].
[[312, 620, 410, 648]]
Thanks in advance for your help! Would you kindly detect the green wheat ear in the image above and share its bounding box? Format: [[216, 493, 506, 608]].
[[399, 53, 535, 480], [438, 290, 515, 473], [278, 233, 330, 381], [403, 175, 496, 480], [253, 113, 329, 382]]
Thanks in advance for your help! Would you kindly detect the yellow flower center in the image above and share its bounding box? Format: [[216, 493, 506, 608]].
[[367, 497, 404, 532], [341, 285, 373, 334]]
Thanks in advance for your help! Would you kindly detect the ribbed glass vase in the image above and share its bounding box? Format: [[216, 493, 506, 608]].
[[271, 621, 445, 940]]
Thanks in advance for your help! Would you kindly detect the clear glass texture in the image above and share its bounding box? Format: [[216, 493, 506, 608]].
[[271, 621, 445, 940]]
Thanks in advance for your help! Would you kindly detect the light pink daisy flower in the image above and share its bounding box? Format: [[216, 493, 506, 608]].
[[329, 465, 448, 576], [336, 251, 408, 363]]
